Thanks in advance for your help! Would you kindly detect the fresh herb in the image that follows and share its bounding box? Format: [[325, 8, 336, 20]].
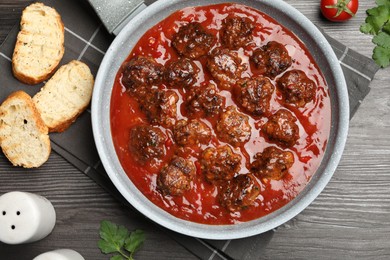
[[98, 220, 145, 260], [360, 0, 390, 68]]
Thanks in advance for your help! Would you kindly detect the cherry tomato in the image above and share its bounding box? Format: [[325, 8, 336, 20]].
[[320, 0, 359, 22]]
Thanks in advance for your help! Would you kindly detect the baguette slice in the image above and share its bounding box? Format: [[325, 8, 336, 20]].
[[0, 91, 51, 168], [33, 60, 94, 132], [12, 2, 64, 85]]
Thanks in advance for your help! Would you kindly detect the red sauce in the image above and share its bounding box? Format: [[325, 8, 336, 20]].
[[110, 3, 331, 224]]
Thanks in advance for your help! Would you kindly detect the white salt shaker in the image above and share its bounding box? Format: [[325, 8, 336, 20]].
[[0, 191, 56, 244], [33, 249, 85, 260]]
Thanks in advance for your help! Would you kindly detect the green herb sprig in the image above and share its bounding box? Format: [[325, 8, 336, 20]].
[[360, 0, 390, 68], [98, 220, 145, 260]]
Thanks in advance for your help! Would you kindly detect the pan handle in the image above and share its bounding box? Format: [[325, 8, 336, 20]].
[[87, 0, 147, 35]]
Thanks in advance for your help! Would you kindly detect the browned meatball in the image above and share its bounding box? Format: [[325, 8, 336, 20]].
[[220, 16, 254, 49], [251, 146, 294, 180], [165, 58, 199, 88], [172, 22, 215, 59], [186, 83, 225, 117], [129, 125, 166, 164], [157, 156, 196, 196], [277, 69, 316, 107], [121, 56, 164, 91], [262, 109, 299, 148], [251, 41, 292, 78], [207, 48, 247, 90], [201, 145, 241, 183], [234, 76, 275, 116], [216, 106, 251, 146], [139, 89, 178, 128], [173, 119, 211, 146], [218, 174, 261, 212]]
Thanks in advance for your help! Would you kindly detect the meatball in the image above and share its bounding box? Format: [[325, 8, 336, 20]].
[[234, 76, 275, 116], [139, 89, 178, 128], [201, 145, 241, 183], [207, 48, 247, 90], [251, 41, 292, 78], [173, 119, 211, 146], [277, 69, 316, 107], [165, 58, 199, 88], [172, 22, 215, 59], [251, 146, 294, 180], [157, 156, 196, 196], [186, 83, 225, 117], [262, 109, 299, 148], [129, 125, 166, 164], [216, 106, 251, 146], [218, 174, 260, 212], [220, 16, 254, 49], [121, 56, 164, 91]]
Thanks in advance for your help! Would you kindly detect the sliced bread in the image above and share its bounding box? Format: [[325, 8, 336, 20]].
[[0, 91, 51, 168], [12, 3, 64, 85], [33, 60, 94, 132]]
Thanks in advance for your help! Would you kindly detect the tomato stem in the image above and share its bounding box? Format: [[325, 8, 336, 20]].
[[325, 0, 355, 18]]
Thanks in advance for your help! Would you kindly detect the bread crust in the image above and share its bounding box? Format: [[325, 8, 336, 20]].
[[0, 91, 51, 168], [12, 3, 65, 85]]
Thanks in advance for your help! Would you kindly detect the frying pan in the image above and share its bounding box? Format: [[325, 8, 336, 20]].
[[91, 0, 349, 239]]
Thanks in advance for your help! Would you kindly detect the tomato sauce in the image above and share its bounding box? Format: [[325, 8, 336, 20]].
[[110, 3, 331, 224]]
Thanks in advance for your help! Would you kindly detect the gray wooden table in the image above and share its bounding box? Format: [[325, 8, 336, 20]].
[[1, 0, 389, 259]]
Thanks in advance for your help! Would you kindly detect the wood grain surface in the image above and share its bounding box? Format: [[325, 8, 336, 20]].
[[1, 0, 390, 259]]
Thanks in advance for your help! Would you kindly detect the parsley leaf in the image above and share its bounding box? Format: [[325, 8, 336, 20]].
[[360, 5, 390, 35], [99, 221, 125, 253], [373, 32, 390, 48], [383, 22, 390, 34], [360, 22, 375, 35], [373, 46, 390, 67], [376, 0, 390, 7], [124, 230, 145, 255], [360, 0, 390, 68], [98, 220, 145, 260], [110, 256, 124, 260], [99, 239, 120, 254]]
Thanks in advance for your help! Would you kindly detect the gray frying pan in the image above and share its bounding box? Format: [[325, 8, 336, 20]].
[[91, 0, 349, 239]]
